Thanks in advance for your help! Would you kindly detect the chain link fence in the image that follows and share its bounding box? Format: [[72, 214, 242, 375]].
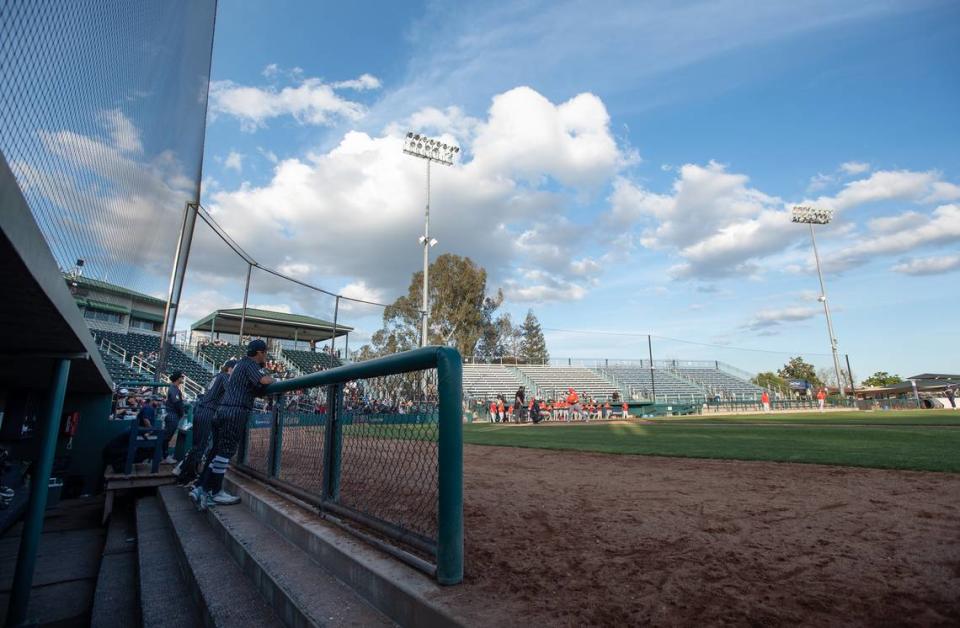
[[236, 346, 463, 584]]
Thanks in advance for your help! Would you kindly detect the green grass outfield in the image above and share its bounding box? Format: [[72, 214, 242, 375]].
[[462, 410, 960, 473]]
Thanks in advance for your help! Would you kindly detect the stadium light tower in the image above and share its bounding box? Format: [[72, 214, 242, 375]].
[[792, 205, 846, 396], [403, 132, 459, 346]]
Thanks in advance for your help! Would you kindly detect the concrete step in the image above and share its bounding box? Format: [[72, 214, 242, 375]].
[[91, 498, 139, 628], [154, 488, 283, 628], [173, 485, 395, 628], [222, 474, 462, 628], [135, 496, 205, 628]]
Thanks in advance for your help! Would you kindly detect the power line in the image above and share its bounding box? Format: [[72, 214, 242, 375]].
[[541, 327, 833, 357]]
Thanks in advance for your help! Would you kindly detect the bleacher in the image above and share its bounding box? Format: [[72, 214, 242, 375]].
[[674, 367, 763, 399], [600, 366, 705, 402], [197, 342, 245, 368], [92, 331, 213, 387], [100, 353, 152, 386], [516, 365, 620, 401], [282, 348, 341, 373], [462, 364, 526, 401]]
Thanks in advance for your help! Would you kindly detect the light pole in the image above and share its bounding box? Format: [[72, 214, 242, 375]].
[[403, 132, 458, 346], [792, 205, 845, 396]]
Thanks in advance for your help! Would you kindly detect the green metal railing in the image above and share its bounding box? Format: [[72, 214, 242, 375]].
[[236, 346, 463, 585]]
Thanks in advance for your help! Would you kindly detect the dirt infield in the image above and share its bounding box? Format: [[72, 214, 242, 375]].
[[432, 445, 960, 627]]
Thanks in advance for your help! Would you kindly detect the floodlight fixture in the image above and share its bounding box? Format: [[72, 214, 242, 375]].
[[792, 204, 845, 395], [403, 131, 459, 346], [791, 205, 834, 225]]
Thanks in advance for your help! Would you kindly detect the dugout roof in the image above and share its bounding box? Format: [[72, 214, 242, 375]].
[[0, 154, 111, 392], [191, 308, 353, 342]]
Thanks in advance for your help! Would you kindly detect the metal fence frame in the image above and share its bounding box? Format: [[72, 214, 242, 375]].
[[235, 346, 463, 585]]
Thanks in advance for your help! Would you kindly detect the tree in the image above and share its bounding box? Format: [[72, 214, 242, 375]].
[[862, 371, 902, 387], [777, 356, 823, 388], [371, 254, 503, 358], [519, 310, 549, 364], [753, 371, 789, 392]]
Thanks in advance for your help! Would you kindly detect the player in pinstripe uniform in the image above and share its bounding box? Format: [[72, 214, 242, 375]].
[[191, 339, 274, 509], [175, 359, 236, 486]]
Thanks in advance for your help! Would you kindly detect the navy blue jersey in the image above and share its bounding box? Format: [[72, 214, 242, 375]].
[[164, 383, 184, 418], [197, 371, 230, 412], [220, 356, 268, 411]]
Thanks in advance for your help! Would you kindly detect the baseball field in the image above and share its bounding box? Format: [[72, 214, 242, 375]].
[[429, 409, 960, 625]]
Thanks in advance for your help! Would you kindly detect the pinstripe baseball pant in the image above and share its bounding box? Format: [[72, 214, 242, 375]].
[[177, 405, 215, 484], [199, 406, 247, 495]]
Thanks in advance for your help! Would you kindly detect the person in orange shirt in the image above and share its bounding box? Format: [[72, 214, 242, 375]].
[[497, 397, 506, 422], [489, 400, 497, 423], [507, 404, 514, 422], [816, 388, 826, 412], [621, 402, 630, 419], [566, 388, 580, 420]]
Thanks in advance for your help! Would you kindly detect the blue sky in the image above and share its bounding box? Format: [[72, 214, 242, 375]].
[[188, 0, 960, 379]]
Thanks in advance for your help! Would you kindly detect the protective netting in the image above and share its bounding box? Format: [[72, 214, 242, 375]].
[[0, 0, 216, 296]]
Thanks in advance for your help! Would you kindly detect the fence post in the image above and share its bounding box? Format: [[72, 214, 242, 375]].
[[268, 395, 283, 478], [321, 384, 343, 502], [436, 347, 463, 585], [7, 358, 71, 627]]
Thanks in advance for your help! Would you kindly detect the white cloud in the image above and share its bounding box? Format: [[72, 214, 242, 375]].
[[262, 63, 280, 79], [257, 147, 279, 164], [209, 73, 381, 131], [197, 87, 628, 309], [807, 169, 947, 212], [331, 74, 381, 91], [746, 306, 820, 331], [807, 172, 834, 193], [224, 151, 244, 172], [99, 109, 142, 154], [839, 161, 870, 175], [826, 204, 960, 271], [891, 254, 960, 276]]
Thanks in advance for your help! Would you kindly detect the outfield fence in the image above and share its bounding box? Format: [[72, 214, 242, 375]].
[[235, 346, 463, 585]]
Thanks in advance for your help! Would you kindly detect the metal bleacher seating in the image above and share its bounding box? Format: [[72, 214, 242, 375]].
[[100, 352, 152, 386], [281, 349, 341, 373], [599, 366, 705, 402], [93, 331, 213, 387], [197, 342, 244, 369], [515, 365, 620, 402], [461, 364, 526, 401], [674, 367, 763, 400]]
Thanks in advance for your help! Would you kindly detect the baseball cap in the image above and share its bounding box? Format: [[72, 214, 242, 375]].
[[169, 371, 184, 382], [247, 339, 267, 356], [119, 388, 129, 395], [223, 359, 238, 370]]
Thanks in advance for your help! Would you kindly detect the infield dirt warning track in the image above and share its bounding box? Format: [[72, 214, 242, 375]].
[[429, 444, 960, 627]]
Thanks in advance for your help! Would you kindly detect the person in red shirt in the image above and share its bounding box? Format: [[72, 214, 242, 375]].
[[489, 400, 497, 423], [761, 390, 770, 412], [621, 402, 629, 419], [817, 388, 826, 412], [497, 398, 506, 422]]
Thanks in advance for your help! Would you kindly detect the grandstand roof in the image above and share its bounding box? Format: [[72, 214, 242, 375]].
[[65, 274, 167, 306], [190, 308, 353, 342]]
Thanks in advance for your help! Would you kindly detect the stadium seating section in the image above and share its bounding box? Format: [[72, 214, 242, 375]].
[[281, 349, 341, 373], [92, 331, 213, 387], [599, 366, 705, 401], [100, 352, 153, 386], [197, 343, 245, 369], [462, 364, 527, 402], [516, 365, 620, 401], [674, 367, 763, 399]]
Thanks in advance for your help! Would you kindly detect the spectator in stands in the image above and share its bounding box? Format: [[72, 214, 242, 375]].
[[177, 359, 236, 486], [761, 390, 770, 412], [162, 372, 186, 463], [137, 397, 157, 427], [192, 339, 274, 509]]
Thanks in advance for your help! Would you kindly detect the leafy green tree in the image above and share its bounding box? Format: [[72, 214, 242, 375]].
[[777, 356, 823, 388], [862, 371, 902, 387], [519, 309, 549, 364], [753, 371, 789, 391], [371, 254, 503, 357]]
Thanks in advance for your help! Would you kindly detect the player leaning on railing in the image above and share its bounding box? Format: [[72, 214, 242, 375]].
[[191, 340, 274, 509], [175, 359, 237, 486]]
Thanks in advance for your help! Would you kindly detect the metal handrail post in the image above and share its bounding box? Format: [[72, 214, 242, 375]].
[[436, 347, 463, 585], [6, 359, 71, 627]]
